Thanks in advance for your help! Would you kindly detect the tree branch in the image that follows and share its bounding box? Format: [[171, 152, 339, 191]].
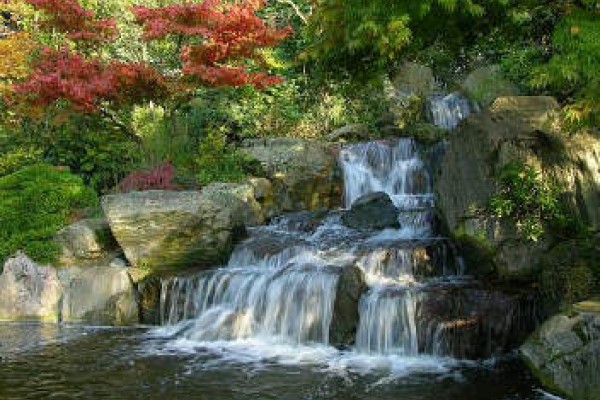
[[274, 0, 310, 25]]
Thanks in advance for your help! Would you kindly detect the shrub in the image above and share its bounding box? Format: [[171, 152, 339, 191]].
[[489, 162, 567, 242], [0, 164, 98, 264], [117, 162, 179, 193], [195, 130, 264, 186]]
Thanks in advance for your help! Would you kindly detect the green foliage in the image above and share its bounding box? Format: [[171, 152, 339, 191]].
[[489, 162, 566, 242], [0, 144, 43, 177], [539, 238, 599, 307], [44, 116, 140, 192], [194, 130, 263, 186], [531, 8, 600, 128], [0, 164, 98, 264]]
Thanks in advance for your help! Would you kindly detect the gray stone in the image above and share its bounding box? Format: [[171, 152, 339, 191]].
[[241, 138, 342, 213], [461, 65, 520, 107], [54, 218, 118, 267], [392, 62, 437, 98], [435, 96, 600, 279], [342, 192, 400, 230], [58, 266, 138, 325], [102, 187, 264, 272], [326, 124, 372, 142], [0, 252, 62, 321], [521, 312, 600, 400], [329, 265, 367, 346]]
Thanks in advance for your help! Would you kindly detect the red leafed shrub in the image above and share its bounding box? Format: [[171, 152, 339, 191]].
[[117, 162, 179, 193]]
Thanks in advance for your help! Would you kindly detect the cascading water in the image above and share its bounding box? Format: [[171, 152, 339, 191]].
[[156, 137, 534, 367], [428, 92, 473, 130]]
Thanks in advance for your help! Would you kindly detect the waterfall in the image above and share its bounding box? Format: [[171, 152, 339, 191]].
[[156, 138, 532, 363], [428, 92, 472, 130]]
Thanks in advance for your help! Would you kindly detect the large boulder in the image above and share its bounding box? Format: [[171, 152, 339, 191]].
[[0, 253, 139, 325], [342, 192, 400, 230], [435, 96, 600, 279], [102, 185, 265, 272], [241, 138, 342, 213], [461, 65, 520, 107], [392, 62, 437, 98], [54, 218, 119, 267], [0, 252, 62, 321], [329, 265, 367, 346], [521, 310, 600, 400]]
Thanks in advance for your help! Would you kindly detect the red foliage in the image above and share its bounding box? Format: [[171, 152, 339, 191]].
[[25, 0, 117, 43], [11, 47, 166, 113], [132, 0, 292, 87], [117, 162, 179, 193]]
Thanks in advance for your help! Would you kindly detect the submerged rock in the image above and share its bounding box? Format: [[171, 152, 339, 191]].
[[102, 187, 263, 272], [521, 311, 600, 400], [241, 138, 342, 213], [342, 192, 400, 230]]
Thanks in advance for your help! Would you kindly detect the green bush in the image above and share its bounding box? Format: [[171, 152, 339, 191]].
[[0, 164, 98, 264], [194, 130, 264, 186], [0, 145, 44, 177], [489, 161, 567, 242]]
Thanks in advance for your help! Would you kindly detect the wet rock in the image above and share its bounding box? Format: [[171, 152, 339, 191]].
[[241, 138, 342, 213], [54, 218, 119, 267], [329, 265, 367, 346], [461, 65, 520, 107], [0, 252, 62, 321], [102, 188, 259, 272], [137, 276, 162, 325], [342, 192, 400, 230], [521, 312, 600, 400]]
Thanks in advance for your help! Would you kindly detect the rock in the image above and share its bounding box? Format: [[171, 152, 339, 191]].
[[102, 188, 262, 272], [461, 65, 520, 107], [0, 253, 139, 325], [0, 252, 62, 321], [329, 265, 367, 346], [137, 276, 162, 325], [54, 218, 119, 267], [342, 192, 400, 230], [436, 96, 600, 279], [521, 312, 600, 400], [392, 62, 437, 98], [58, 266, 138, 325], [241, 138, 342, 213], [326, 124, 372, 142]]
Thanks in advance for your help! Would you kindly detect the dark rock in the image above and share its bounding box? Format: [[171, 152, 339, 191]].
[[342, 192, 400, 230], [329, 265, 367, 346]]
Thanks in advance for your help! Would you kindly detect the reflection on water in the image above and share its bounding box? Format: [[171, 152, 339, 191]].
[[0, 322, 561, 400]]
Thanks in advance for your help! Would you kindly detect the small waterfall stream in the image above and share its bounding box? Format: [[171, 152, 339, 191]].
[[428, 92, 473, 130], [157, 137, 534, 366]]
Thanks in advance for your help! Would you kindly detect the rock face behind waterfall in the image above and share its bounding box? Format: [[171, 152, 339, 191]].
[[330, 265, 367, 346], [241, 138, 342, 212], [435, 96, 600, 279], [102, 185, 266, 272], [342, 192, 400, 230], [521, 311, 600, 400]]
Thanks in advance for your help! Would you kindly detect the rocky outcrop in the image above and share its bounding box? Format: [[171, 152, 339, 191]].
[[341, 192, 400, 230], [0, 253, 138, 325], [329, 265, 367, 346], [0, 253, 62, 321], [101, 185, 265, 272], [461, 65, 520, 107], [241, 138, 342, 213], [54, 218, 119, 267], [326, 123, 372, 143], [435, 96, 600, 279], [392, 62, 437, 98], [521, 310, 600, 400]]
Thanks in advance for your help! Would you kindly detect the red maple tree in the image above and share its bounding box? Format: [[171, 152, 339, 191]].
[[9, 0, 291, 139]]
